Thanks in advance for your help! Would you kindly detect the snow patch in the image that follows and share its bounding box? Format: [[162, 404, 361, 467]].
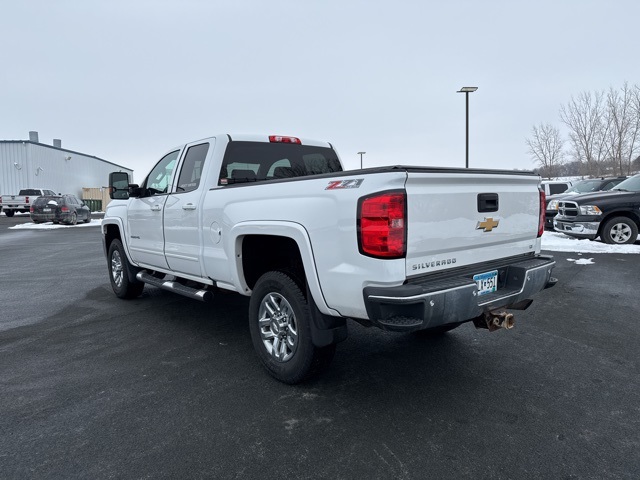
[[541, 231, 640, 254], [567, 258, 595, 265], [9, 219, 102, 230]]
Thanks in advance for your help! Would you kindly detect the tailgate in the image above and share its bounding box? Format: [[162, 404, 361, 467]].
[[404, 170, 541, 277]]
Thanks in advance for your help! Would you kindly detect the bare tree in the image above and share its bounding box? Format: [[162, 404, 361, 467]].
[[628, 85, 640, 174], [605, 82, 640, 175], [526, 123, 565, 178], [560, 90, 612, 176]]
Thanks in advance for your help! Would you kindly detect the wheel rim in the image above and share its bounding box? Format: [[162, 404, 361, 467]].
[[609, 222, 632, 243], [258, 293, 298, 362], [111, 250, 124, 287]]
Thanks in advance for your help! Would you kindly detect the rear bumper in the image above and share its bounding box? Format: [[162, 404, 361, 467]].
[[362, 255, 556, 332], [31, 212, 74, 223]]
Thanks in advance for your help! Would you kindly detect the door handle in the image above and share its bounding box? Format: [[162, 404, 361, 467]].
[[150, 204, 162, 211], [182, 203, 197, 211]]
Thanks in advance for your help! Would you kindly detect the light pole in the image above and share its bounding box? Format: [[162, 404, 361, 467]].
[[457, 86, 478, 168], [357, 151, 366, 169]]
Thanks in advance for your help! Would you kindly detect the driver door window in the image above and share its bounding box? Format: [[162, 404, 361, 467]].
[[145, 150, 180, 195]]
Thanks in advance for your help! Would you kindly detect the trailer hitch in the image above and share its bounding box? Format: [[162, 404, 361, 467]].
[[473, 310, 515, 332]]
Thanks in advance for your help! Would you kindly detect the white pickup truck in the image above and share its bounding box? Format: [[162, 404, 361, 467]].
[[102, 134, 556, 383], [1, 188, 57, 216]]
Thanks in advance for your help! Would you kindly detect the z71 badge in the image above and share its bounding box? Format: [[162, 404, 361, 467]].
[[325, 179, 364, 190]]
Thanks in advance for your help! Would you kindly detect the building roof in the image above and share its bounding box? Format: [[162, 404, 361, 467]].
[[0, 139, 132, 172]]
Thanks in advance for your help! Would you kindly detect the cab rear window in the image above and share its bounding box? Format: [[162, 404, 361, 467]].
[[219, 141, 342, 185]]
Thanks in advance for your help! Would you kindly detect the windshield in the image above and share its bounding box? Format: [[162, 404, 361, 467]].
[[612, 175, 640, 192], [565, 180, 602, 193]]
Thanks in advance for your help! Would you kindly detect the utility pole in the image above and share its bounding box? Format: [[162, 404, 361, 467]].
[[357, 151, 366, 169], [456, 86, 478, 168]]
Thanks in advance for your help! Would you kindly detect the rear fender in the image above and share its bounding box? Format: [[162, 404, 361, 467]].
[[229, 221, 338, 317]]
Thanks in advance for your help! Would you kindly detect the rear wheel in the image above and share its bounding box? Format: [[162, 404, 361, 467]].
[[68, 212, 77, 225], [249, 271, 335, 384], [108, 239, 144, 299], [600, 217, 638, 245], [5, 210, 14, 217]]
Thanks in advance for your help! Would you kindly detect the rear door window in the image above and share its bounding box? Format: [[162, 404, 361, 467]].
[[175, 143, 209, 193]]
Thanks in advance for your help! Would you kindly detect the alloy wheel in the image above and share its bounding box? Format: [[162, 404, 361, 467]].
[[258, 293, 298, 362]]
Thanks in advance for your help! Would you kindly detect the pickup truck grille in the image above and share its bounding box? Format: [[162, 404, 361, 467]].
[[557, 201, 579, 218]]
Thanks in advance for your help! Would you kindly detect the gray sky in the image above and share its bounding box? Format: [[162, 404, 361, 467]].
[[2, 0, 640, 180]]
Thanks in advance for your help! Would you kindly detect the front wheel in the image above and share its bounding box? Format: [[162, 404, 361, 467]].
[[108, 239, 144, 299], [249, 271, 335, 384], [600, 216, 638, 245]]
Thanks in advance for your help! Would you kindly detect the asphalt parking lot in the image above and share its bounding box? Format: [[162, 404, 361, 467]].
[[1, 214, 639, 479]]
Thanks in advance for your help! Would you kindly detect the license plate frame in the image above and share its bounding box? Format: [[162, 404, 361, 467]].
[[43, 208, 51, 212], [473, 270, 498, 296]]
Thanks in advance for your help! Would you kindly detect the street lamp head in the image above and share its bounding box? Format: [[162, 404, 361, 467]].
[[357, 151, 366, 155], [457, 86, 478, 93]]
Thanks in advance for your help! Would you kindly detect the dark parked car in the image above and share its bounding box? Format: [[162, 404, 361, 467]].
[[544, 176, 627, 230], [30, 195, 91, 225], [554, 174, 640, 244]]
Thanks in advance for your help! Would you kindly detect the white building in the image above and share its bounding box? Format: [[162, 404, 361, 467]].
[[1, 131, 133, 204]]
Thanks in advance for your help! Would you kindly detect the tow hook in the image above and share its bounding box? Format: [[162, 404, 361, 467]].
[[473, 310, 515, 331]]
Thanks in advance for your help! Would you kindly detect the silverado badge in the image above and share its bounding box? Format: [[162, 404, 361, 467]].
[[476, 217, 499, 232]]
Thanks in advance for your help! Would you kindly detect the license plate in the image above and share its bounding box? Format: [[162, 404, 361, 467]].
[[473, 270, 498, 296], [43, 208, 51, 212]]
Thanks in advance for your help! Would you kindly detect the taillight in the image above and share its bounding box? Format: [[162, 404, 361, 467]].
[[61, 206, 70, 212], [30, 206, 34, 213], [25, 196, 30, 204], [538, 188, 545, 238], [269, 135, 301, 144], [358, 190, 406, 258]]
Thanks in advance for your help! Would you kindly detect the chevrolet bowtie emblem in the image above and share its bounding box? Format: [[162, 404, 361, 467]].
[[476, 217, 499, 232]]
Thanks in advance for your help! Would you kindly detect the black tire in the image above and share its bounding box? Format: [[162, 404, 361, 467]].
[[600, 216, 638, 245], [5, 210, 14, 217], [249, 271, 336, 384], [107, 239, 144, 299]]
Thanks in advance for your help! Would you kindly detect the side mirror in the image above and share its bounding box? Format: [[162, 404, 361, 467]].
[[128, 184, 142, 197], [109, 172, 136, 199]]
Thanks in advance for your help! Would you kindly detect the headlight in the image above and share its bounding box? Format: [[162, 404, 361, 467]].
[[548, 200, 559, 210], [579, 205, 602, 215]]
